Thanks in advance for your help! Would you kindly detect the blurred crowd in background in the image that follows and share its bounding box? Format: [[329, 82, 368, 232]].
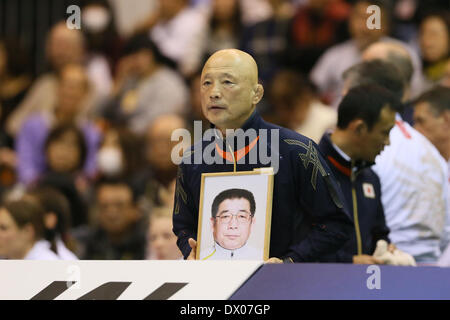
[[0, 0, 449, 262]]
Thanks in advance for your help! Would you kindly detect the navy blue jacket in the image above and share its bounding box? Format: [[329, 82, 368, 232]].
[[318, 133, 390, 262], [173, 111, 353, 262]]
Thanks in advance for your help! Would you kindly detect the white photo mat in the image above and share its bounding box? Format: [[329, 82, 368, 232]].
[[196, 168, 274, 260]]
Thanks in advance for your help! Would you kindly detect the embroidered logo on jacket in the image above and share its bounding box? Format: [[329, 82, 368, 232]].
[[174, 167, 187, 214], [284, 139, 327, 190]]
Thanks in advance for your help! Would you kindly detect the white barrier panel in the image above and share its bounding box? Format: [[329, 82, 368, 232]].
[[0, 260, 262, 300]]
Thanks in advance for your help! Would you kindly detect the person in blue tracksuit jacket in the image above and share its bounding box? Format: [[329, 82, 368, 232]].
[[172, 49, 353, 263], [318, 85, 401, 264]]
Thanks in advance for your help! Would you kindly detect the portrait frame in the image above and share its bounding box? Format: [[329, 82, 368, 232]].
[[196, 168, 274, 261]]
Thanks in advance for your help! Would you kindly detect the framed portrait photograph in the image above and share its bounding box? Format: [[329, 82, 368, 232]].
[[196, 168, 274, 261]]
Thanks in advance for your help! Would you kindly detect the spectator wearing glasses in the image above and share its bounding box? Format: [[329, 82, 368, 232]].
[[73, 178, 146, 260], [202, 188, 259, 260]]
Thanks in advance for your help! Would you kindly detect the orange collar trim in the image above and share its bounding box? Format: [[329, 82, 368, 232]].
[[327, 155, 351, 177], [215, 136, 260, 163]]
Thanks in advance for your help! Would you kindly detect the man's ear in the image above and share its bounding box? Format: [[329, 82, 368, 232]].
[[252, 84, 264, 105], [349, 119, 367, 135]]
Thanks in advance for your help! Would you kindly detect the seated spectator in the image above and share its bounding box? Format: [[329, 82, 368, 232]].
[[39, 124, 90, 228], [418, 11, 450, 89], [80, 0, 122, 99], [5, 22, 100, 136], [360, 44, 419, 126], [15, 63, 101, 186], [412, 86, 450, 237], [96, 125, 145, 180], [138, 0, 208, 77], [28, 187, 79, 260], [0, 197, 59, 260], [318, 85, 403, 264], [239, 0, 293, 86], [0, 38, 32, 197], [266, 70, 336, 143], [134, 114, 187, 214], [239, 0, 273, 26], [203, 0, 243, 59], [390, 0, 420, 43], [99, 33, 188, 135], [74, 178, 147, 260], [413, 86, 450, 163], [286, 0, 350, 75], [342, 60, 406, 102], [310, 0, 422, 107], [0, 38, 32, 135], [146, 206, 182, 260], [363, 40, 425, 104]]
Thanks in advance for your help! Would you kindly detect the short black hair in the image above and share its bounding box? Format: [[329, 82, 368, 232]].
[[343, 59, 406, 102], [413, 85, 450, 116], [95, 176, 139, 203], [211, 188, 256, 218], [337, 84, 402, 130]]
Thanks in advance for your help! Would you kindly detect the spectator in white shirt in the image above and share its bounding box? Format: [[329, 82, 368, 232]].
[[310, 0, 390, 107], [29, 187, 79, 260], [0, 197, 59, 260], [139, 0, 208, 78], [310, 0, 423, 107], [99, 33, 188, 135]]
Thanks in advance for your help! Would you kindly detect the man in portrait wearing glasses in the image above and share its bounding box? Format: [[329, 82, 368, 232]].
[[202, 188, 260, 260]]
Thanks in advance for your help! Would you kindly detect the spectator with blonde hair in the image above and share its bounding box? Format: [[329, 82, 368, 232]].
[[146, 206, 182, 260]]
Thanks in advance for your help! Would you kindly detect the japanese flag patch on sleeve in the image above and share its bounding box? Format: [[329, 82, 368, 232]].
[[362, 183, 375, 198]]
